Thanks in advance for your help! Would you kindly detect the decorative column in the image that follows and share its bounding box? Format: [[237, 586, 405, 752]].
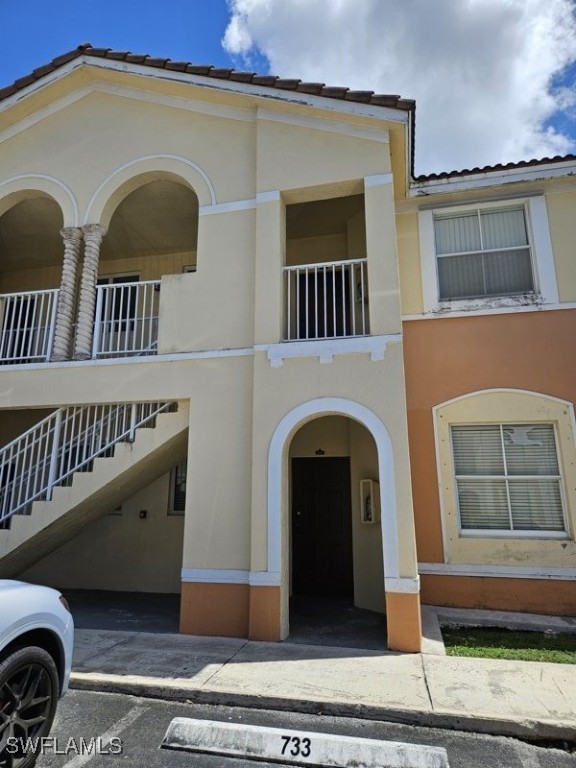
[[51, 227, 83, 361], [73, 223, 106, 360]]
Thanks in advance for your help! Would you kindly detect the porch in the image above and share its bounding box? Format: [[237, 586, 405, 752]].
[[0, 280, 161, 363]]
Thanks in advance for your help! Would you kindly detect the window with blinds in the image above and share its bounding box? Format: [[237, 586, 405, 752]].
[[434, 206, 534, 300], [451, 424, 566, 534]]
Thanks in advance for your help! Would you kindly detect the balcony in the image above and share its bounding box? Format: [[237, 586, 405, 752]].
[[0, 289, 59, 364], [93, 280, 160, 358], [0, 281, 161, 365], [284, 258, 369, 341]]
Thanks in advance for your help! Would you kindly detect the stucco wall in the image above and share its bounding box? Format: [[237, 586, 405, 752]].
[[20, 470, 184, 592], [404, 310, 576, 570]]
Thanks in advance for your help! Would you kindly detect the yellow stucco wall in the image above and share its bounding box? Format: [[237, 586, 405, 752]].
[[546, 191, 576, 302], [395, 211, 423, 315], [20, 469, 184, 593]]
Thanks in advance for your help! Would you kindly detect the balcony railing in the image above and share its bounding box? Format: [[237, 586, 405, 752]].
[[284, 258, 369, 341], [92, 280, 160, 358], [0, 289, 59, 364]]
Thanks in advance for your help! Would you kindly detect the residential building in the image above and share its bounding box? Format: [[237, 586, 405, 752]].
[[0, 44, 574, 654]]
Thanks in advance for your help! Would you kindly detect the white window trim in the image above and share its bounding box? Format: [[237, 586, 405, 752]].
[[433, 390, 576, 569], [419, 196, 558, 314]]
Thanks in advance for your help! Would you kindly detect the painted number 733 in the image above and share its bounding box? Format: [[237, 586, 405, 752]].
[[280, 735, 312, 758]]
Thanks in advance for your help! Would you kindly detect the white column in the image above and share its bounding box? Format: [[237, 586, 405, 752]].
[[73, 223, 106, 360], [51, 227, 83, 361]]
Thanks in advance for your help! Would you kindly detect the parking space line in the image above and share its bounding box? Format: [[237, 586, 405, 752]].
[[62, 704, 148, 767]]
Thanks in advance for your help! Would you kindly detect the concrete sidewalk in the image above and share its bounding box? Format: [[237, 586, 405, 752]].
[[70, 623, 576, 742]]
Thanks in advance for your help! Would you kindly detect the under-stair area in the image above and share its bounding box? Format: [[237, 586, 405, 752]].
[[0, 400, 189, 577]]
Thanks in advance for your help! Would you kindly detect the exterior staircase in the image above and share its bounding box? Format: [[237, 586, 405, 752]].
[[0, 400, 189, 577]]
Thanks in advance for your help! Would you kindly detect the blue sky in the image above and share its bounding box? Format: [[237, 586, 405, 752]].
[[0, 0, 260, 87], [1, 0, 575, 175]]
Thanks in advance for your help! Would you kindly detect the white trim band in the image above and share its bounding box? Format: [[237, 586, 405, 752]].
[[256, 190, 281, 204], [365, 173, 393, 188], [257, 335, 399, 367], [402, 300, 576, 321], [199, 199, 256, 216], [419, 563, 576, 581], [384, 577, 420, 594], [181, 568, 281, 586]]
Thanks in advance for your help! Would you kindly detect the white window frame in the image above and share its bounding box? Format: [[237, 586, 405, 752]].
[[418, 196, 558, 313], [450, 422, 568, 539]]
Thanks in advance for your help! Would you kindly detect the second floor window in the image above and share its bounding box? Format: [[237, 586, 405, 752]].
[[434, 206, 534, 300]]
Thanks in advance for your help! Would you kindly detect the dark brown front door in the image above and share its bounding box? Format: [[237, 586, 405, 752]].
[[291, 457, 353, 597]]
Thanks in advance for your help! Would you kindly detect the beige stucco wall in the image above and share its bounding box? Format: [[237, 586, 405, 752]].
[[0, 253, 194, 295], [20, 470, 184, 592], [546, 191, 576, 302], [256, 117, 390, 195], [395, 211, 423, 315], [249, 344, 417, 576], [286, 235, 348, 266], [158, 212, 256, 352], [0, 66, 419, 617], [0, 266, 61, 294]]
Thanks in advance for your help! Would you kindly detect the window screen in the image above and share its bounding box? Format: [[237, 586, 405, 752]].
[[435, 207, 534, 300], [451, 424, 565, 533]]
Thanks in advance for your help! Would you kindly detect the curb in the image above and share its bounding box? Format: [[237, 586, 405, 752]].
[[69, 672, 576, 743]]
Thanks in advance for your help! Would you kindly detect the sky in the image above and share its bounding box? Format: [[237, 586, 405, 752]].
[[1, 0, 575, 176]]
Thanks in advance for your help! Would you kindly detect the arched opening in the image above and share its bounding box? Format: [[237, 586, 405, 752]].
[[286, 414, 386, 649], [0, 193, 64, 290], [101, 177, 199, 268], [0, 193, 64, 364], [93, 176, 199, 358]]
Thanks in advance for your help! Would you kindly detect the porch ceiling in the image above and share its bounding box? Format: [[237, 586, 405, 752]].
[[0, 196, 63, 271], [101, 179, 198, 261]]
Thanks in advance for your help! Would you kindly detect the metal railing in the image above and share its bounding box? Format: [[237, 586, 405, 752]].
[[284, 258, 369, 341], [0, 289, 59, 364], [92, 281, 160, 358], [0, 401, 175, 526]]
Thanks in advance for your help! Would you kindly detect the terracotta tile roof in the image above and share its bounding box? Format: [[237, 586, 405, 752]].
[[3, 43, 575, 183], [414, 154, 576, 183], [0, 43, 416, 113]]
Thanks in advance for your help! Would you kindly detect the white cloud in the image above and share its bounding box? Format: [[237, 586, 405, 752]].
[[223, 0, 576, 175]]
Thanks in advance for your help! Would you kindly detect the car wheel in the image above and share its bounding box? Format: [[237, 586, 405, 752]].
[[0, 646, 59, 768]]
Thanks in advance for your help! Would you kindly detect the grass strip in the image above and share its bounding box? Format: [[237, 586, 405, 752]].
[[442, 627, 576, 664]]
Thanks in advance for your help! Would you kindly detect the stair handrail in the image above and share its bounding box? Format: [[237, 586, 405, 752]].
[[0, 401, 175, 525]]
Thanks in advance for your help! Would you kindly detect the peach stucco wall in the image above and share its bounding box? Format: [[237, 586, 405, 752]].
[[403, 309, 576, 566]]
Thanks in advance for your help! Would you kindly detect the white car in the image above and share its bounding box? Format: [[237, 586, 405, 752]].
[[0, 580, 74, 768]]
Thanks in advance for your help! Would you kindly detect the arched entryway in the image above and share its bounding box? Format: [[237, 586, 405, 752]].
[[288, 415, 386, 648], [263, 397, 421, 653]]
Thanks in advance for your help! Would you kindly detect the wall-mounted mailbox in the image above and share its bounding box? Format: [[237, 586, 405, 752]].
[[360, 479, 380, 524]]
